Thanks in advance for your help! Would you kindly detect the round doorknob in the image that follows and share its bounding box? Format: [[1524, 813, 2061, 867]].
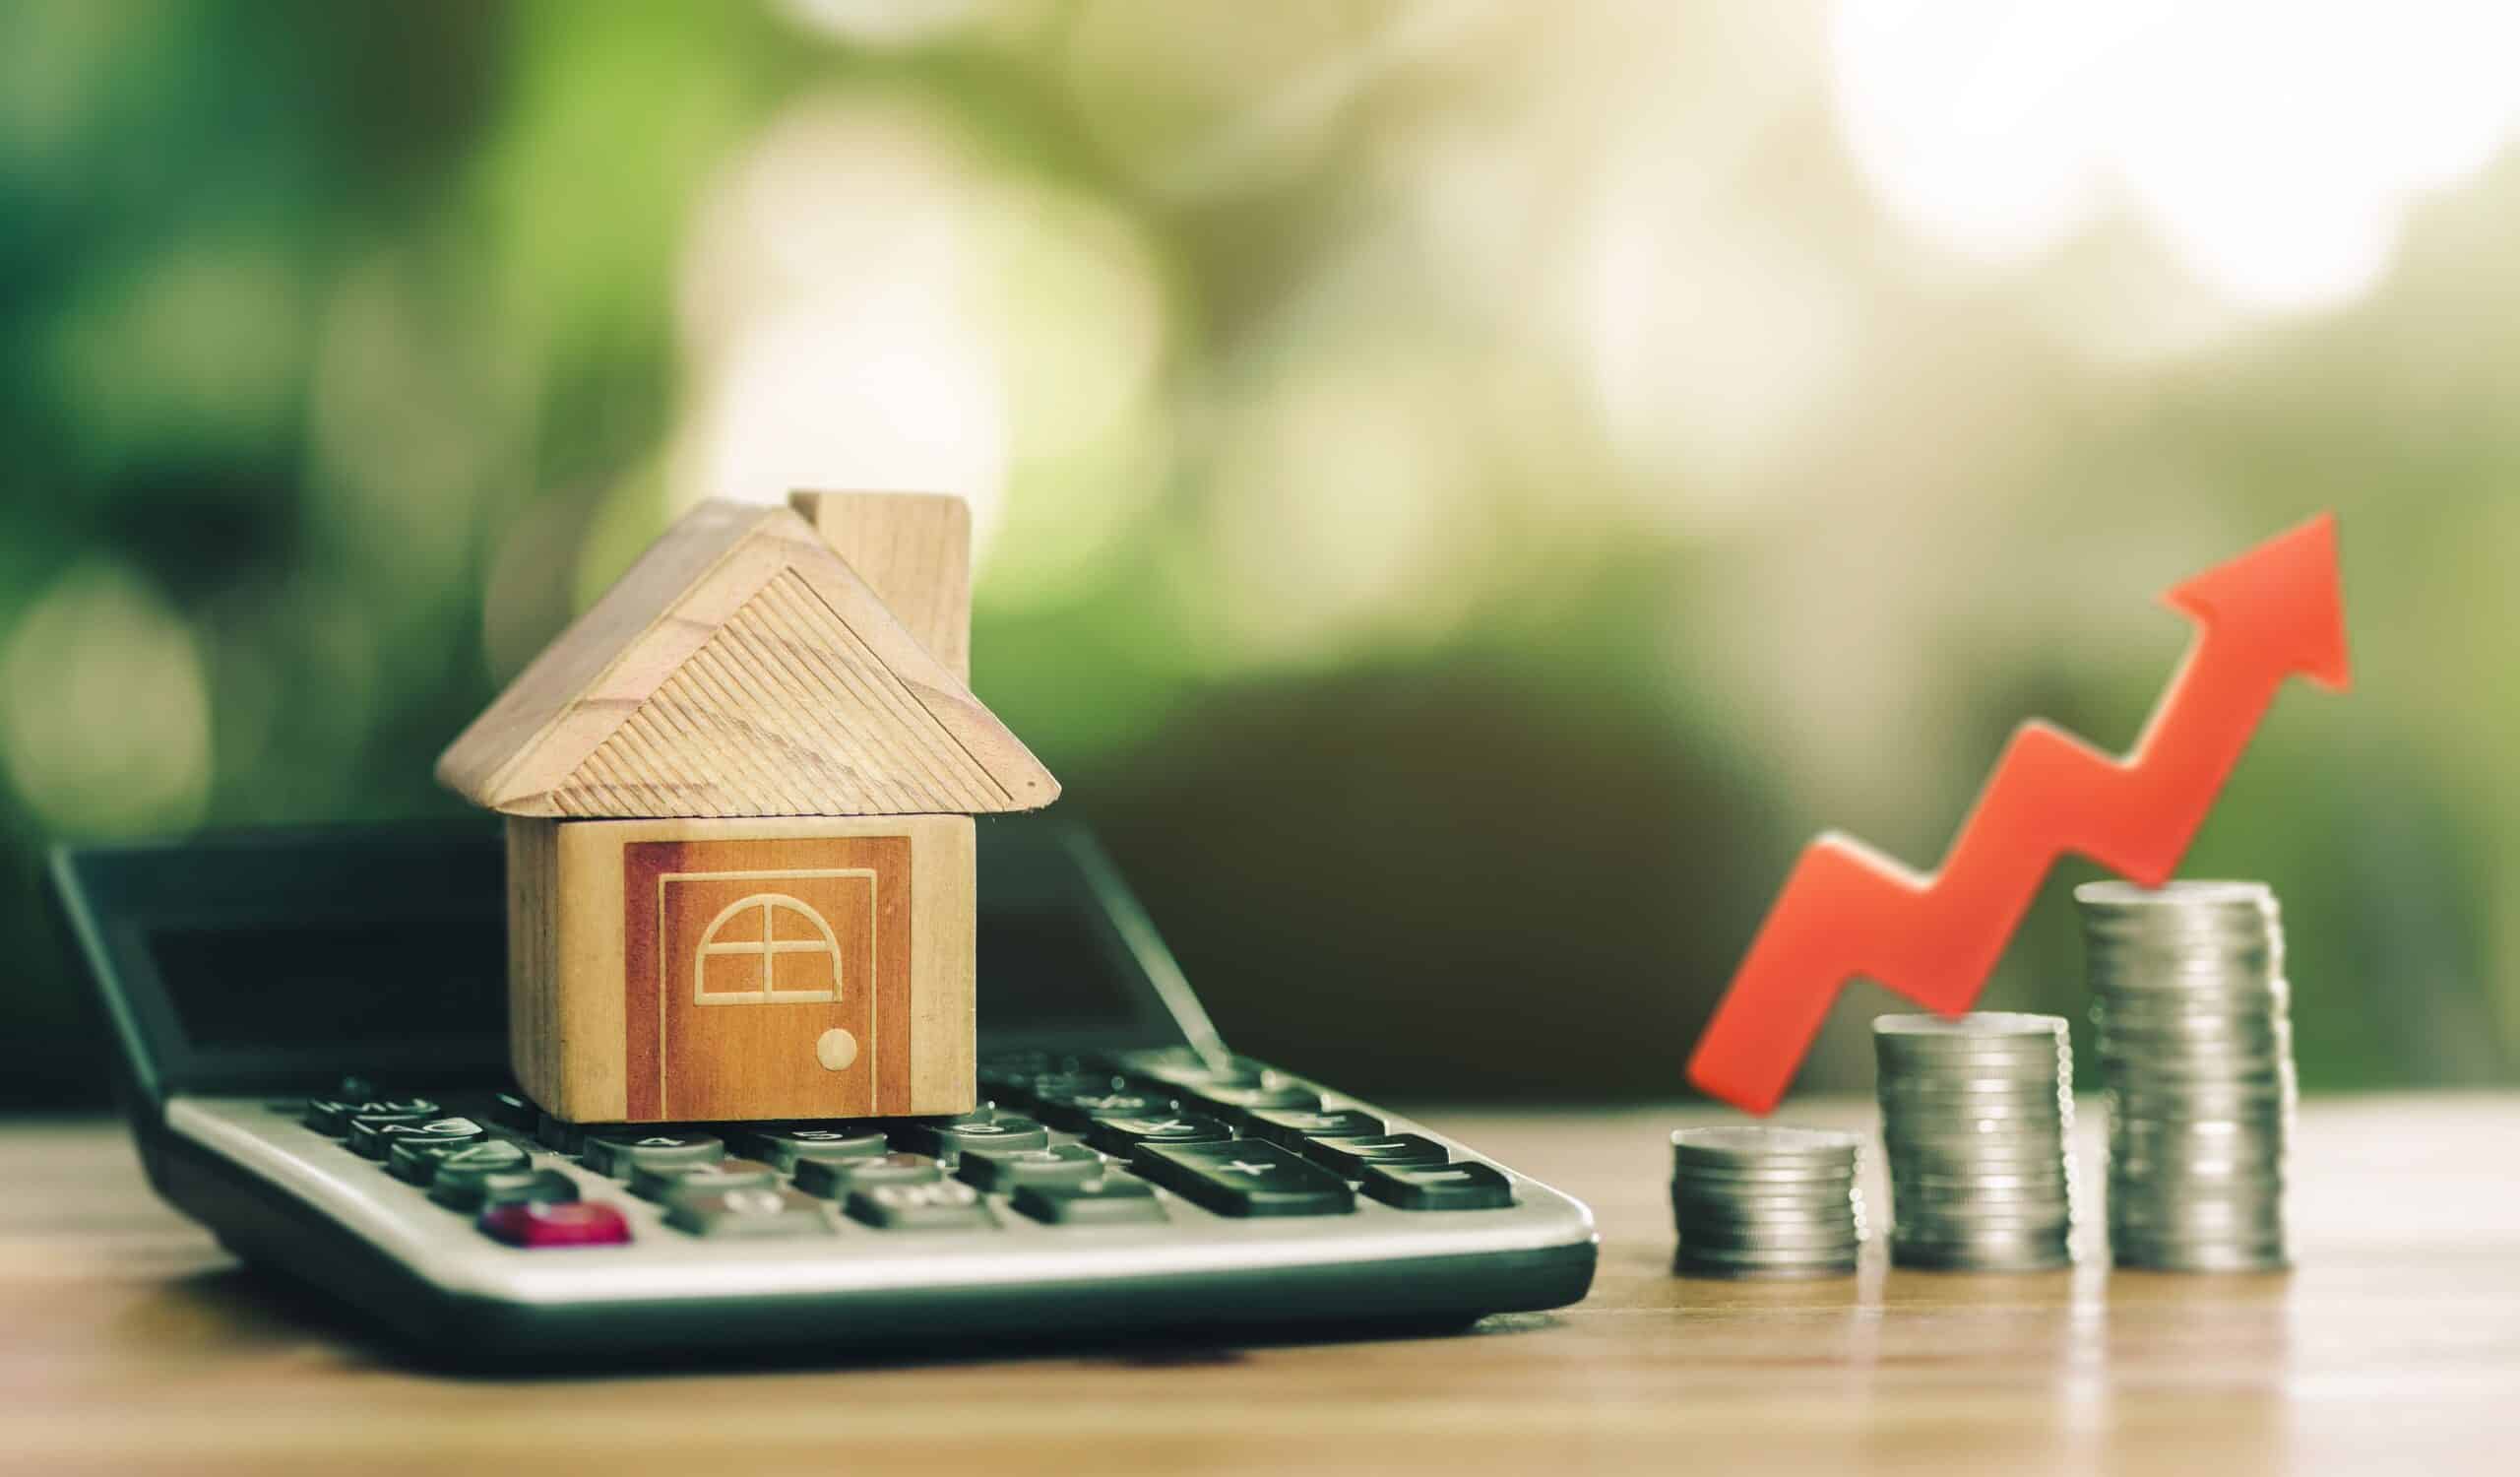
[[816, 1028, 859, 1071]]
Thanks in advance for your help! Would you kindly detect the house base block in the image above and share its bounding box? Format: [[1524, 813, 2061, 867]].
[[506, 814, 976, 1124]]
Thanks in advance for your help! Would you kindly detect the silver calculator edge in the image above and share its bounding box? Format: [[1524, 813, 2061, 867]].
[[167, 1087, 1599, 1310]]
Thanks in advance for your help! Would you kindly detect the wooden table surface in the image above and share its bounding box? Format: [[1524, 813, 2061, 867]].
[[5, 1096, 2516, 1476]]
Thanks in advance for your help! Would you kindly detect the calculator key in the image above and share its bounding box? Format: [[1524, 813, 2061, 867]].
[[893, 1113, 1050, 1156], [451, 1169, 577, 1214], [1030, 1088, 1174, 1131], [978, 1050, 1059, 1079], [1022, 1069, 1133, 1108], [793, 1151, 940, 1199], [477, 1169, 583, 1211], [389, 1135, 485, 1186], [1357, 1160, 1514, 1211], [734, 1124, 889, 1172], [631, 1157, 780, 1202], [580, 1129, 723, 1178], [1180, 1081, 1323, 1117], [426, 1141, 535, 1209], [957, 1142, 1107, 1193], [845, 1180, 995, 1232], [536, 1113, 586, 1155], [664, 1187, 834, 1239], [976, 1055, 1059, 1101], [1012, 1175, 1166, 1227], [304, 1097, 438, 1137], [1301, 1132, 1450, 1177], [488, 1092, 540, 1131], [1245, 1108, 1385, 1148], [349, 1115, 484, 1161], [479, 1199, 630, 1248], [1135, 1139, 1354, 1218], [1085, 1113, 1234, 1157], [1129, 1048, 1270, 1088]]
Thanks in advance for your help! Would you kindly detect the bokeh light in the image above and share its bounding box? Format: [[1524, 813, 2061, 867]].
[[2, 1, 2515, 1108], [2, 563, 212, 838]]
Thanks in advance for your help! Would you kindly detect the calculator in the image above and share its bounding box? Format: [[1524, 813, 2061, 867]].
[[50, 818, 1597, 1363]]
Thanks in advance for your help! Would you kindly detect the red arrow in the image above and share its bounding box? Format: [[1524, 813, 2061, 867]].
[[1687, 514, 2351, 1115]]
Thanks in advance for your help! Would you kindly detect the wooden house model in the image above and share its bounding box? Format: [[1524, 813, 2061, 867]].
[[435, 492, 1057, 1124]]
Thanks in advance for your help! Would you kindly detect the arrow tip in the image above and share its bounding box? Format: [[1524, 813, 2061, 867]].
[[2164, 512, 2351, 691]]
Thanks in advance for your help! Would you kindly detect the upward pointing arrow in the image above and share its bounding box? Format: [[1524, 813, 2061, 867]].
[[1687, 513, 2351, 1115]]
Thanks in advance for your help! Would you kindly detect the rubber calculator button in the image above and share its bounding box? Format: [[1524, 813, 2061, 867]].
[[1084, 1113, 1234, 1157], [1130, 1050, 1270, 1089], [1244, 1108, 1384, 1148], [536, 1113, 586, 1155], [478, 1169, 582, 1211], [1030, 1088, 1175, 1131], [1356, 1159, 1514, 1211], [1011, 1175, 1166, 1226], [488, 1092, 540, 1131], [631, 1158, 779, 1202], [1136, 1139, 1354, 1217], [349, 1115, 483, 1161], [580, 1129, 723, 1178], [303, 1097, 437, 1138], [664, 1188, 834, 1239], [957, 1142, 1106, 1193], [479, 1200, 630, 1248], [893, 1113, 1050, 1156], [1300, 1132, 1450, 1177], [426, 1142, 537, 1209], [390, 1134, 485, 1186], [792, 1152, 939, 1199], [735, 1124, 889, 1172], [845, 1180, 995, 1231], [1181, 1081, 1323, 1117]]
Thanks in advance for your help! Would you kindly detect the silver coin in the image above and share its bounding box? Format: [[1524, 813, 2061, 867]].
[[1672, 1250, 1855, 1270], [1672, 1235, 1874, 1259], [1670, 1125, 1862, 1167], [1679, 1224, 1865, 1254]]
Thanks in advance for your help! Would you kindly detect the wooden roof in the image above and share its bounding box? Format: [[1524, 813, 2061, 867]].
[[434, 500, 1058, 818]]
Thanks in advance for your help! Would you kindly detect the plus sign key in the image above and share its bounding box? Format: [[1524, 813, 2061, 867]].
[[1135, 1139, 1354, 1217]]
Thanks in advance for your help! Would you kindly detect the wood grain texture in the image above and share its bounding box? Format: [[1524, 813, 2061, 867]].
[[435, 499, 1055, 818], [503, 817, 559, 1109], [622, 832, 910, 1121], [788, 490, 972, 683], [7, 1096, 2518, 1476], [511, 815, 974, 1124]]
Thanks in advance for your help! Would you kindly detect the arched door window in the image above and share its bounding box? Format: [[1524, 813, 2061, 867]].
[[693, 893, 844, 1004]]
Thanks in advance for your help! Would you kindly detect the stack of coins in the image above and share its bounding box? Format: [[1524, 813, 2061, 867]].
[[2077, 879, 2294, 1272], [1874, 1013, 2077, 1271], [1670, 1126, 1864, 1279]]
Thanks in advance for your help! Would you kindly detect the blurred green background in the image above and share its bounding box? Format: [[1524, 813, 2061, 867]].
[[3, 0, 2512, 1108]]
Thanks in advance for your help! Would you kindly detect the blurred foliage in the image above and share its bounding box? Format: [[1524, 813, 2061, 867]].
[[2, 1, 2513, 1108]]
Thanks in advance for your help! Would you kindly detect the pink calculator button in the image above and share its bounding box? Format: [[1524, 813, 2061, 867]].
[[479, 1200, 631, 1248]]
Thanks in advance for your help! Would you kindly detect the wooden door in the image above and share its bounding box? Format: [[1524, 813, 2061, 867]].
[[658, 868, 877, 1121]]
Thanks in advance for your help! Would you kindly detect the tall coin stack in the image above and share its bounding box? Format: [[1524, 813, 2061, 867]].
[[1670, 1126, 1864, 1279], [2077, 879, 2295, 1271], [1874, 1013, 2077, 1271]]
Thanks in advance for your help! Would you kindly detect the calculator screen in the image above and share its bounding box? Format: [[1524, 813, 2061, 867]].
[[148, 918, 507, 1050]]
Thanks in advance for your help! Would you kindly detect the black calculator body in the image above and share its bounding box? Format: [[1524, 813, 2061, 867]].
[[50, 819, 1597, 1363]]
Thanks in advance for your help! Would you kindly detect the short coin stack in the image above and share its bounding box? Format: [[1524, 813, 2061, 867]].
[[1874, 1013, 2077, 1271], [2078, 879, 2295, 1271], [1670, 1126, 1864, 1279]]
